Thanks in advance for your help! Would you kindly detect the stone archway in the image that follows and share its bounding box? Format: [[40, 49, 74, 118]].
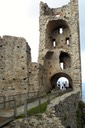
[[50, 72, 73, 90]]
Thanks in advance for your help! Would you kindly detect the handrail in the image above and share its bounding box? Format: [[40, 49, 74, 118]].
[[0, 98, 17, 117], [0, 99, 15, 105]]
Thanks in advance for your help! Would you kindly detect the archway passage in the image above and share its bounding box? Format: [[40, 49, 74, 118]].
[[50, 72, 73, 90]]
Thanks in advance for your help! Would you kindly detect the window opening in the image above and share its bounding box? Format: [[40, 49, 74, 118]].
[[59, 52, 71, 69], [59, 28, 63, 34], [60, 62, 64, 70], [52, 39, 56, 48], [66, 37, 70, 45]]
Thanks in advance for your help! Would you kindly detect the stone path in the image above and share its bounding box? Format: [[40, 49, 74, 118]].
[[0, 90, 70, 127], [0, 95, 50, 127]]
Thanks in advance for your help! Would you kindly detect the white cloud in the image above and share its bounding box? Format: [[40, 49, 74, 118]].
[[0, 0, 70, 62]]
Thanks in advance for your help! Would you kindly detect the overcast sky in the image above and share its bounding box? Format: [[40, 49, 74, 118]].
[[0, 0, 85, 83]]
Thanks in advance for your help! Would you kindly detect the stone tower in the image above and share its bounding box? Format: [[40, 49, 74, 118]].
[[38, 0, 81, 127], [38, 0, 81, 92]]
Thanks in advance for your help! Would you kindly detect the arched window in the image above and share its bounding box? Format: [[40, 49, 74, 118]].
[[59, 27, 64, 34], [66, 37, 70, 45], [52, 39, 56, 48]]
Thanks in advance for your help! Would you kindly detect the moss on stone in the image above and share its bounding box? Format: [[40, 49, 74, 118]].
[[16, 102, 48, 119]]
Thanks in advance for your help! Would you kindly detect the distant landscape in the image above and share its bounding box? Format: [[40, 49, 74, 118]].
[[82, 83, 85, 102]]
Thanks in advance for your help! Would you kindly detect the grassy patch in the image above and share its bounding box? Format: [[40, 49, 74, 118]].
[[28, 102, 48, 116], [16, 102, 48, 119]]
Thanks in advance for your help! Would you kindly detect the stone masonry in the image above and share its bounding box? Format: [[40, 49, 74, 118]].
[[0, 36, 31, 95], [38, 0, 81, 91], [0, 0, 82, 127]]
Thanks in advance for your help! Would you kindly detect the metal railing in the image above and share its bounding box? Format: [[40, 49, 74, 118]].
[[0, 98, 17, 117], [0, 89, 72, 116]]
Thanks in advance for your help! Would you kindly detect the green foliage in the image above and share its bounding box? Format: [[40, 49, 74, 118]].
[[28, 102, 48, 116], [16, 102, 48, 119]]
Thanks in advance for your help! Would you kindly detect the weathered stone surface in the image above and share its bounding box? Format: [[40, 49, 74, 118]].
[[46, 90, 80, 128], [5, 114, 65, 128], [0, 0, 82, 128], [0, 36, 31, 95], [38, 0, 81, 91]]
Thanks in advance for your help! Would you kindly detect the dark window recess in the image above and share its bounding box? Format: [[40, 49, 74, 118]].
[[29, 72, 31, 74], [24, 88, 26, 90], [22, 67, 25, 70], [0, 45, 2, 47], [13, 78, 15, 80], [21, 56, 24, 58], [2, 78, 5, 80], [59, 52, 71, 69], [59, 28, 63, 34]]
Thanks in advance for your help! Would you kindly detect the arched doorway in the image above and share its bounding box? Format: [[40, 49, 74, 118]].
[[50, 72, 73, 90]]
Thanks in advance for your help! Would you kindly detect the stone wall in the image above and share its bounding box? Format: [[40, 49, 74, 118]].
[[47, 90, 80, 128], [28, 63, 40, 92], [0, 36, 31, 95], [28, 63, 47, 93]]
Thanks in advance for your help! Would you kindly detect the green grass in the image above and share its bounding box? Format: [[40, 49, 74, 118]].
[[16, 102, 48, 119], [28, 102, 48, 116]]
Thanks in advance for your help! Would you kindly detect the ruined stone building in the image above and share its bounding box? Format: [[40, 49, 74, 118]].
[[0, 0, 82, 127]]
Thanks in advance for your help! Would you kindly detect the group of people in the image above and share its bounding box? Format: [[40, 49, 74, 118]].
[[57, 81, 69, 90]]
